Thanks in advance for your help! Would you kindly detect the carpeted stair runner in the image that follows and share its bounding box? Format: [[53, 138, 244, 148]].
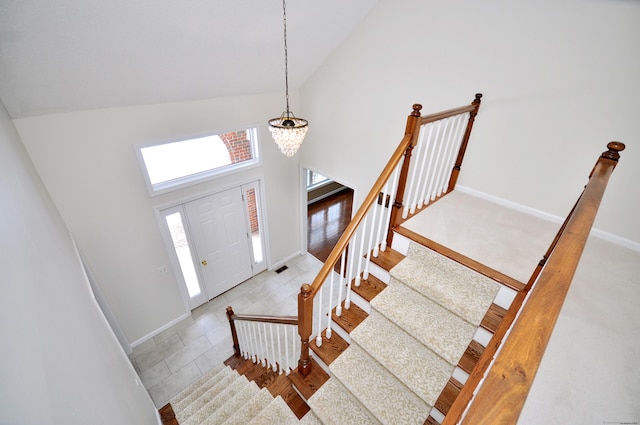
[[308, 242, 500, 424], [168, 363, 321, 424]]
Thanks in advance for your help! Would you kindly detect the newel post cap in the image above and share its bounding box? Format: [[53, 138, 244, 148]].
[[602, 141, 625, 161]]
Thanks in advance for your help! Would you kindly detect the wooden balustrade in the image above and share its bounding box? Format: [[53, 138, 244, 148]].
[[456, 141, 625, 425], [297, 94, 483, 378], [226, 306, 299, 362]]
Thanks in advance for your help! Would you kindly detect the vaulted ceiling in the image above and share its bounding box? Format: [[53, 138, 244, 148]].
[[0, 0, 380, 118]]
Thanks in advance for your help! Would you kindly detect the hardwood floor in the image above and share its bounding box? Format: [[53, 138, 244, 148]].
[[307, 188, 353, 263]]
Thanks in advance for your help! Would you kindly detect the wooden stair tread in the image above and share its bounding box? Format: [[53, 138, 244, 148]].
[[159, 403, 178, 425], [237, 358, 280, 388], [223, 354, 244, 369], [480, 303, 507, 333], [225, 355, 311, 419], [424, 416, 440, 425], [288, 358, 330, 400], [434, 377, 464, 416], [458, 339, 485, 375], [369, 247, 405, 272], [310, 329, 349, 366], [268, 373, 310, 419], [351, 274, 387, 302], [332, 300, 368, 333]]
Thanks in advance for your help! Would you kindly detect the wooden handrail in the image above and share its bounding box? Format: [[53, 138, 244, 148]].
[[443, 183, 585, 424], [459, 141, 625, 425], [296, 116, 418, 377], [306, 131, 415, 298], [227, 311, 298, 326]]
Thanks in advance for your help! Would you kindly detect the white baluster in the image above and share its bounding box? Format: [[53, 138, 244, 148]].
[[429, 118, 451, 201], [403, 124, 429, 218], [336, 249, 346, 315], [276, 325, 283, 374], [237, 321, 246, 359], [414, 122, 436, 212], [363, 197, 381, 280], [373, 180, 390, 257], [291, 325, 297, 375], [258, 322, 265, 367], [269, 324, 277, 372], [315, 284, 324, 347], [326, 271, 335, 339], [441, 113, 468, 192], [354, 217, 368, 287], [434, 117, 456, 198], [249, 322, 258, 363], [380, 164, 401, 252], [420, 119, 442, 208]]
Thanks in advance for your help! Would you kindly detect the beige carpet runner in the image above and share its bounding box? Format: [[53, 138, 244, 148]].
[[307, 243, 500, 424], [168, 363, 321, 424], [168, 242, 499, 424]]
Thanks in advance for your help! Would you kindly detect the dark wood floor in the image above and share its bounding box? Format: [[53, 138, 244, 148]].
[[307, 188, 354, 263]]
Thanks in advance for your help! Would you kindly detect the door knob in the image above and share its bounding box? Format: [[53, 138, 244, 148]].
[[201, 260, 208, 266]]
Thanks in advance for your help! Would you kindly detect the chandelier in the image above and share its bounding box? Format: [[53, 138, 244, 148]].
[[268, 0, 308, 157]]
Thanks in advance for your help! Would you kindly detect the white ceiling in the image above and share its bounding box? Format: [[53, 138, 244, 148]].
[[0, 0, 380, 118]]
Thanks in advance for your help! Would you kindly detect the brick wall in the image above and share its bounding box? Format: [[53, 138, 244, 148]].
[[246, 188, 259, 233], [219, 130, 252, 164]]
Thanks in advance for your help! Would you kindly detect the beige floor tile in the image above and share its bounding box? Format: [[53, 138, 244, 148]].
[[140, 360, 171, 389], [135, 333, 184, 372], [148, 361, 202, 407], [165, 335, 213, 373]]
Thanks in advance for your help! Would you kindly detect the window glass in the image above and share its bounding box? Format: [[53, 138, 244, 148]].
[[138, 128, 259, 194], [307, 170, 330, 190]]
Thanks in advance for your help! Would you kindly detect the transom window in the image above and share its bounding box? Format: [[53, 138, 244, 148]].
[[306, 170, 331, 190], [137, 128, 259, 195]]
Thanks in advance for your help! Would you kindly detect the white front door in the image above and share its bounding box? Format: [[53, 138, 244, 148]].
[[186, 186, 253, 300]]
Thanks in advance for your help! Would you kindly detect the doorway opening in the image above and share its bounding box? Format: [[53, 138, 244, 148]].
[[305, 169, 354, 265]]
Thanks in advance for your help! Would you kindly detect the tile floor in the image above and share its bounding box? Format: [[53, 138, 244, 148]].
[[129, 253, 323, 408]]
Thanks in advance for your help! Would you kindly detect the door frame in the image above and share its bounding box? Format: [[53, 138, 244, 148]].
[[154, 177, 270, 312]]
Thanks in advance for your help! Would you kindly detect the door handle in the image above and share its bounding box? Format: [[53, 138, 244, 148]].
[[201, 260, 208, 266]]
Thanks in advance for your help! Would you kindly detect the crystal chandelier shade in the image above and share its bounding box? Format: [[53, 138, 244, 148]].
[[269, 115, 308, 157]]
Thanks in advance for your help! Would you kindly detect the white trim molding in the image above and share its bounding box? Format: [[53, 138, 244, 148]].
[[456, 185, 640, 253]]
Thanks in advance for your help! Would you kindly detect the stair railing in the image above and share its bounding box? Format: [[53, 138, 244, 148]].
[[226, 307, 300, 375], [444, 142, 626, 425], [297, 93, 483, 377]]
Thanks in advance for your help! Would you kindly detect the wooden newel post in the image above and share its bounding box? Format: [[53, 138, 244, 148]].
[[226, 306, 241, 357], [386, 104, 422, 248], [297, 283, 313, 377]]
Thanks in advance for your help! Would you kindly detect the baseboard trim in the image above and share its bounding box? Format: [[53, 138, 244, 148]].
[[269, 250, 303, 271], [130, 311, 191, 349], [456, 185, 640, 253]]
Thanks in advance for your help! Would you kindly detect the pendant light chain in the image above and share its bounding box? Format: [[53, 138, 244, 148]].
[[282, 0, 291, 117], [268, 0, 308, 157]]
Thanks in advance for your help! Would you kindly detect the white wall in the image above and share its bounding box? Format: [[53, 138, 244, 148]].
[[299, 0, 640, 245], [14, 92, 301, 344], [0, 100, 158, 424]]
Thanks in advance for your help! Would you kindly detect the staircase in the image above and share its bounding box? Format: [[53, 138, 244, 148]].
[[161, 362, 321, 424], [161, 235, 510, 424]]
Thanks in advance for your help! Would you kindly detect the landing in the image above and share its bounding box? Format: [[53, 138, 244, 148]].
[[400, 190, 560, 283]]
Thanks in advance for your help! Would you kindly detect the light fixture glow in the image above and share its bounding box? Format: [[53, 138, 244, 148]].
[[269, 0, 308, 157]]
